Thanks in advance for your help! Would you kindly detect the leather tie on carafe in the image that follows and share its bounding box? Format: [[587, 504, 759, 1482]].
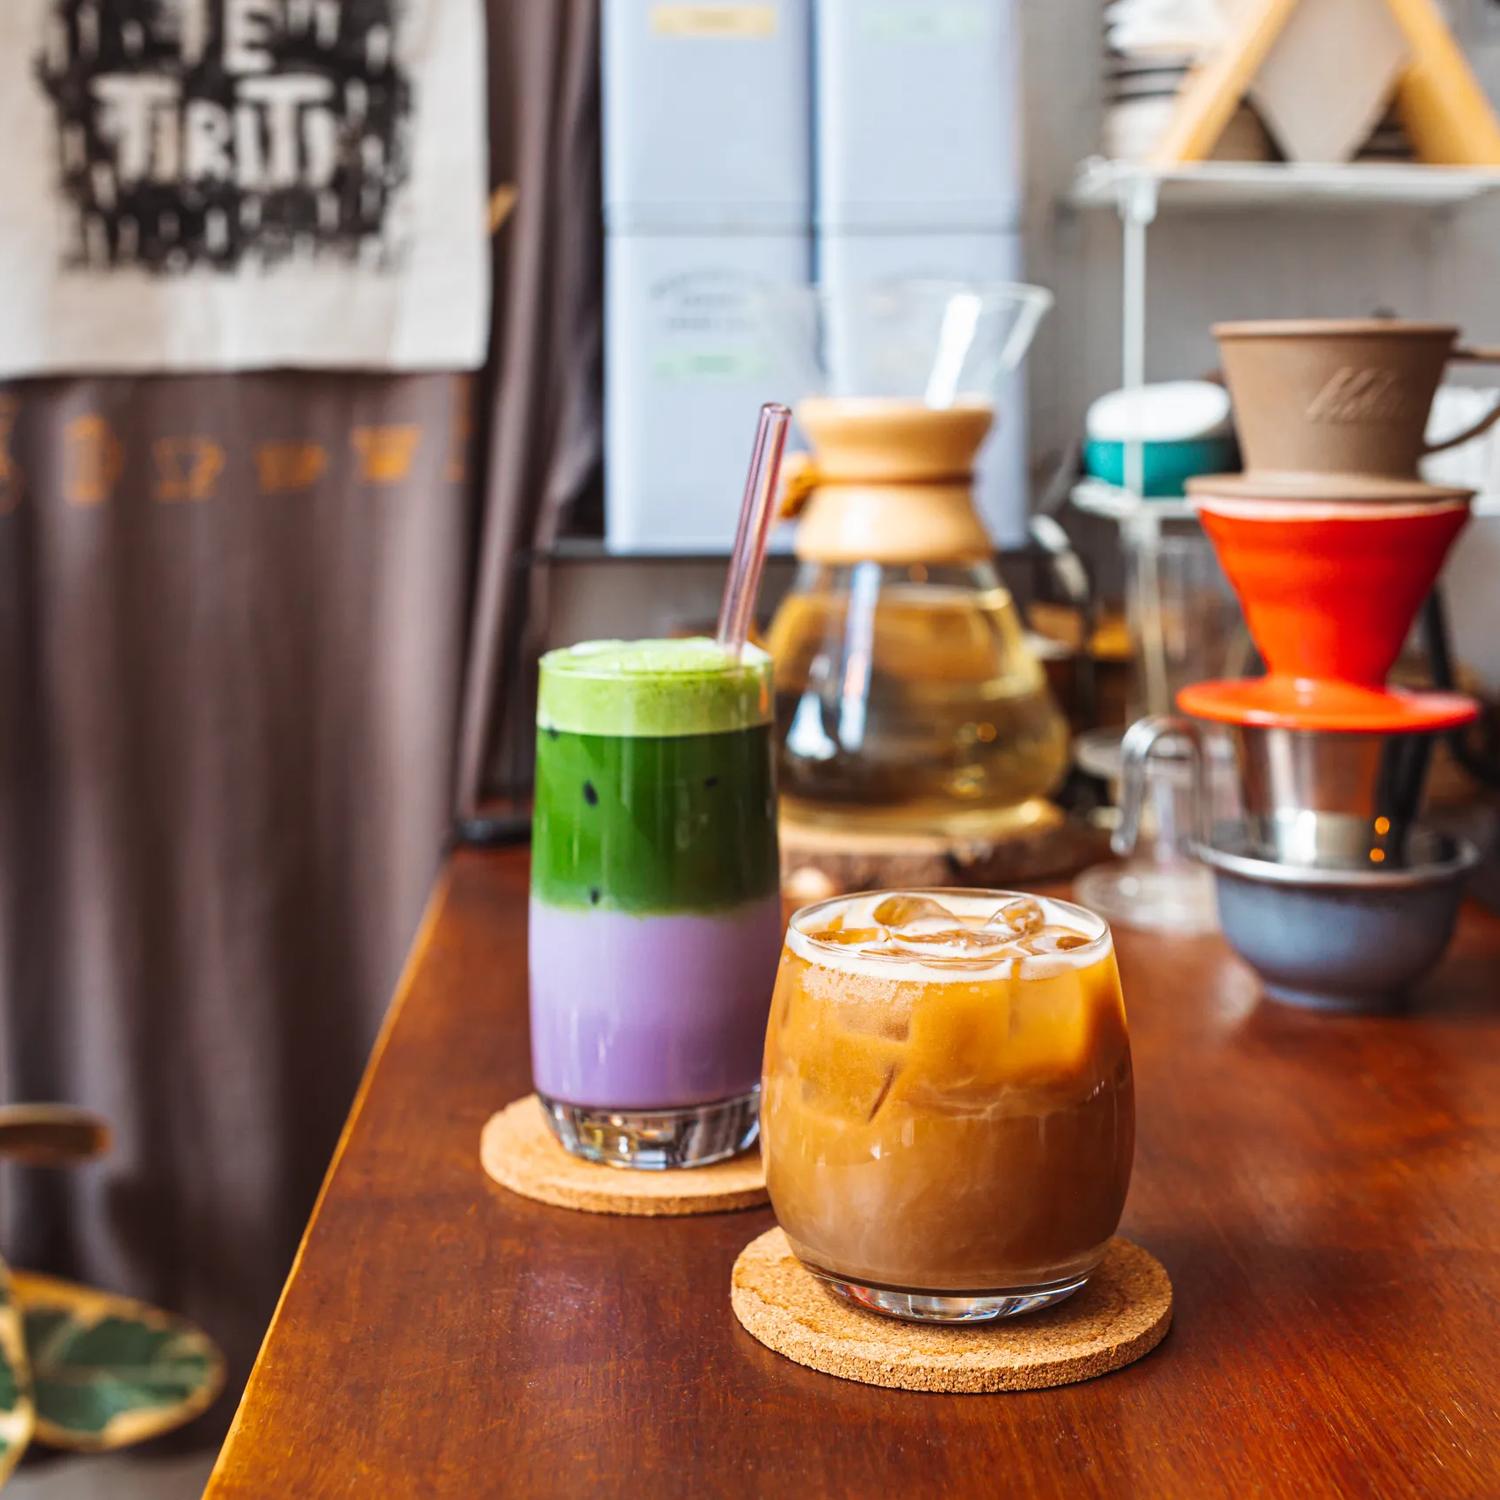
[[781, 404, 996, 567]]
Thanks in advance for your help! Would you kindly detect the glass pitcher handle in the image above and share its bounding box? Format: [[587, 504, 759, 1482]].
[[1028, 513, 1098, 726], [1112, 715, 1209, 857]]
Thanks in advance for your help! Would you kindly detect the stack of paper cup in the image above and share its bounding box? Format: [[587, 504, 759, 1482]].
[[1101, 0, 1272, 162]]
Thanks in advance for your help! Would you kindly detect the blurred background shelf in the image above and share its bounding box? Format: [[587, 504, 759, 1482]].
[[1070, 478, 1193, 524], [1069, 158, 1500, 214]]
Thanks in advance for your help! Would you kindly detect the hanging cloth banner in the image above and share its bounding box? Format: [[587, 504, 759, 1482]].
[[0, 0, 489, 376]]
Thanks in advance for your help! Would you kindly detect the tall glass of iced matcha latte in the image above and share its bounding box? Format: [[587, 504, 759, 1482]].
[[530, 638, 782, 1167]]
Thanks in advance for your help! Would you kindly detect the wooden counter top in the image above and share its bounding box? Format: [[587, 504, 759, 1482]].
[[207, 848, 1500, 1498]]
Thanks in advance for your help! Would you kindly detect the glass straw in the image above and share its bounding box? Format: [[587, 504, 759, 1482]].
[[716, 402, 792, 657]]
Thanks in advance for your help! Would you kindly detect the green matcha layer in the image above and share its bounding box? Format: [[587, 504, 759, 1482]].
[[532, 724, 779, 913], [537, 638, 772, 738]]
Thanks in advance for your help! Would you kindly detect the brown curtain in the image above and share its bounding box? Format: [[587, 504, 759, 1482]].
[[459, 0, 602, 818], [0, 371, 471, 1401], [0, 2, 603, 1416]]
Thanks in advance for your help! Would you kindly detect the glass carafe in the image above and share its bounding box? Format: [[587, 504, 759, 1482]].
[[1074, 516, 1250, 933], [770, 559, 1067, 832], [767, 392, 1069, 836]]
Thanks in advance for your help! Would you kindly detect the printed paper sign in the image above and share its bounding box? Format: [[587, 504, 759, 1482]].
[[0, 0, 490, 375]]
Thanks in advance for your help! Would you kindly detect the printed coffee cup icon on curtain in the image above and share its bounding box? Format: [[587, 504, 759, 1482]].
[[34, 0, 413, 274], [0, 399, 21, 516]]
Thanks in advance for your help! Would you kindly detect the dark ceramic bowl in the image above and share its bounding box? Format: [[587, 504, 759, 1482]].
[[1194, 824, 1478, 1013]]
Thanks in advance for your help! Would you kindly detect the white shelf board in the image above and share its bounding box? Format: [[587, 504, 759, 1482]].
[[1070, 479, 1196, 523], [1069, 158, 1500, 213]]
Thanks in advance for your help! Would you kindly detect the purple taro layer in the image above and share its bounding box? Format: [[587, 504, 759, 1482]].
[[529, 895, 783, 1110]]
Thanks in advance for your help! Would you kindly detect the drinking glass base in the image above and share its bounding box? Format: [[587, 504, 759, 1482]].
[[538, 1090, 760, 1170], [1074, 858, 1220, 936], [807, 1264, 1091, 1323]]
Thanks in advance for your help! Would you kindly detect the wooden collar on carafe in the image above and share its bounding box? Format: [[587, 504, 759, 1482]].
[[782, 399, 996, 566]]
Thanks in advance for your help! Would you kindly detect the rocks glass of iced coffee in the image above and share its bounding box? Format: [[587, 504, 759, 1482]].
[[761, 889, 1133, 1321]]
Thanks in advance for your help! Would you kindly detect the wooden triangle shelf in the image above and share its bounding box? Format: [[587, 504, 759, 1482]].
[[1151, 0, 1500, 169]]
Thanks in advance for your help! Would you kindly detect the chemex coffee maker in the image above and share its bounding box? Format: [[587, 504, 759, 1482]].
[[764, 282, 1075, 854], [1116, 319, 1491, 1012]]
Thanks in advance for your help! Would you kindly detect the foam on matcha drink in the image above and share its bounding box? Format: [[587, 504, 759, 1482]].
[[530, 638, 782, 1168]]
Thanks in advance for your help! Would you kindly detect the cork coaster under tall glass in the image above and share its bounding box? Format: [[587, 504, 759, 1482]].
[[762, 889, 1134, 1321], [529, 639, 782, 1169]]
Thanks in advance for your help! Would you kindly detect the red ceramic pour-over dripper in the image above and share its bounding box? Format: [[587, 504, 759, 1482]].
[[1178, 485, 1479, 732]]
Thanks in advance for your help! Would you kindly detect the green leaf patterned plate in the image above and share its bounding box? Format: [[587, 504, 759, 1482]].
[[0, 1259, 36, 1484], [11, 1272, 223, 1453]]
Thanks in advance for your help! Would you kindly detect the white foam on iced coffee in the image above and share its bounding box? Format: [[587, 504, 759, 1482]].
[[789, 891, 1109, 983]]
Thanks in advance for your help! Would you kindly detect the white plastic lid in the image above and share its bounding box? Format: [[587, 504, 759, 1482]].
[[1086, 381, 1234, 444]]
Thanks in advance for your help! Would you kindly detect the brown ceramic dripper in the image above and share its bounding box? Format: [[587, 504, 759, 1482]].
[[1214, 319, 1500, 480]]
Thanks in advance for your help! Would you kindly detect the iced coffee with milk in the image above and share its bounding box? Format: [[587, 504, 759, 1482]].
[[761, 889, 1133, 1322]]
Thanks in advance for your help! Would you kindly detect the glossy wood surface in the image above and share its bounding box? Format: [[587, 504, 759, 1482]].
[[207, 848, 1500, 1499]]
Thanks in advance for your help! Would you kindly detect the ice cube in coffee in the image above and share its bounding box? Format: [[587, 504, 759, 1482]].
[[761, 889, 1133, 1322]]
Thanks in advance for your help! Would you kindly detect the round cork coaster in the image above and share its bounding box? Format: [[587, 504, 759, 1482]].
[[730, 1228, 1171, 1393], [480, 1095, 769, 1217]]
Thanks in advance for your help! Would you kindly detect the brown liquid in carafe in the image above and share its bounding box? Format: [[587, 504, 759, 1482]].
[[768, 574, 1070, 831]]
